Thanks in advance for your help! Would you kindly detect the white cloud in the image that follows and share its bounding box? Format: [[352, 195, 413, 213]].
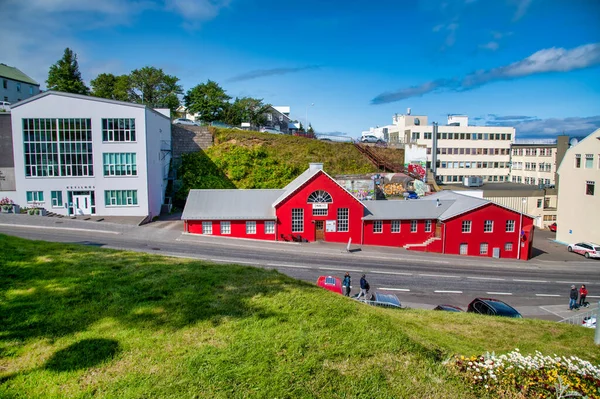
[[479, 41, 499, 51], [512, 0, 533, 22]]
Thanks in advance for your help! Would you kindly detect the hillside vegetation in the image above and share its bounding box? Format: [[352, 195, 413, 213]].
[[1, 234, 598, 398], [176, 128, 404, 201]]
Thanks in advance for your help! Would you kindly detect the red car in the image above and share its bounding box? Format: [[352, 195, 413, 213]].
[[549, 223, 557, 232], [316, 275, 343, 295]]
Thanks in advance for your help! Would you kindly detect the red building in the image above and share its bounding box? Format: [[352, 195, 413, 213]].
[[182, 163, 535, 260]]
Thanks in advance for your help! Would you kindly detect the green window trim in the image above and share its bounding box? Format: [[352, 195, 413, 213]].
[[103, 153, 137, 176], [104, 190, 138, 206], [51, 191, 63, 207], [26, 191, 44, 203]]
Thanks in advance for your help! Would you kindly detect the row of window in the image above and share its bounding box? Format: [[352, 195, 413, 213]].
[[517, 177, 552, 186], [459, 242, 514, 255], [202, 221, 275, 235], [461, 220, 515, 233], [419, 132, 512, 141], [512, 148, 553, 157], [372, 220, 432, 233], [427, 147, 510, 156], [511, 162, 552, 172], [26, 190, 138, 207], [574, 154, 599, 169], [2, 79, 35, 94], [291, 208, 349, 233], [440, 175, 508, 183], [439, 161, 510, 169]]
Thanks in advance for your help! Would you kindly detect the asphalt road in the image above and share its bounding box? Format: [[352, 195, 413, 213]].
[[1, 214, 598, 321]]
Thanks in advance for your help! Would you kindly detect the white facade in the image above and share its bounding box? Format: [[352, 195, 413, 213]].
[[509, 144, 557, 186], [556, 129, 600, 244], [388, 113, 515, 184], [10, 91, 171, 218]]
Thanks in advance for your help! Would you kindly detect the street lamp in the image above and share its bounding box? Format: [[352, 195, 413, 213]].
[[305, 103, 314, 130], [517, 197, 527, 260]]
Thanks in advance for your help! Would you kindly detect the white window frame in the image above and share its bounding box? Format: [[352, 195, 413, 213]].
[[505, 242, 513, 251], [264, 221, 275, 234], [505, 220, 515, 233], [484, 220, 493, 233], [220, 221, 231, 235], [373, 220, 383, 233], [410, 220, 417, 233], [246, 221, 256, 234], [202, 221, 212, 235], [480, 243, 488, 255], [51, 191, 63, 207], [461, 220, 471, 233], [391, 220, 400, 233], [459, 243, 468, 255], [291, 208, 304, 233], [425, 220, 432, 233], [337, 208, 349, 232]]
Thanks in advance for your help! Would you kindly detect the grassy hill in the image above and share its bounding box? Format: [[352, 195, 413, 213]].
[[1, 234, 598, 398], [176, 128, 404, 201]]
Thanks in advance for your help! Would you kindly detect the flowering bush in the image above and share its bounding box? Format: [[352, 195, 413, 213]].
[[1, 197, 14, 212], [448, 349, 600, 398]]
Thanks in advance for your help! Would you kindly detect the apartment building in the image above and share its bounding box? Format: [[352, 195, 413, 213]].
[[0, 63, 41, 104], [387, 113, 515, 184], [9, 91, 172, 218], [556, 129, 600, 245], [509, 136, 569, 187]]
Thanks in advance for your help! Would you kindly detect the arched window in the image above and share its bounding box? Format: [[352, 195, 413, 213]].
[[307, 190, 332, 203]]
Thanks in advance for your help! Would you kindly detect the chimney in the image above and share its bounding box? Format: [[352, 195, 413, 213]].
[[309, 163, 323, 171]]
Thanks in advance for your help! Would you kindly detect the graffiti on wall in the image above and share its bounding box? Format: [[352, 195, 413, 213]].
[[338, 179, 375, 201], [407, 163, 426, 180], [382, 182, 405, 197]]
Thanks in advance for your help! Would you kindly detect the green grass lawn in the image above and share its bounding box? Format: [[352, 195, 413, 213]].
[[1, 234, 598, 398]]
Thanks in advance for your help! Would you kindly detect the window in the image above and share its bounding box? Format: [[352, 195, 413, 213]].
[[291, 208, 304, 233], [373, 220, 382, 233], [23, 118, 93, 177], [202, 221, 212, 235], [585, 154, 593, 169], [16, 82, 21, 92], [51, 191, 63, 207], [484, 220, 493, 233], [480, 243, 488, 255], [265, 221, 275, 234], [307, 190, 332, 203], [313, 207, 328, 216], [26, 191, 44, 203], [505, 242, 513, 251], [391, 220, 400, 233], [337, 208, 349, 232], [586, 181, 595, 196], [102, 118, 136, 142], [425, 220, 432, 232], [575, 154, 581, 168], [29, 86, 34, 95], [105, 190, 138, 206], [220, 221, 231, 235], [246, 221, 256, 234], [410, 220, 417, 233], [460, 243, 468, 255], [462, 220, 471, 233], [2, 79, 6, 89], [103, 153, 137, 176], [505, 220, 515, 232], [537, 199, 542, 208]]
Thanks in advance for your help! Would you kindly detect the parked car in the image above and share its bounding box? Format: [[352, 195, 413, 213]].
[[356, 292, 402, 308], [433, 304, 464, 312], [260, 127, 282, 134], [173, 118, 200, 126], [567, 242, 600, 259], [360, 135, 382, 144], [316, 275, 343, 295], [549, 223, 557, 232], [0, 101, 10, 111], [582, 316, 596, 329], [405, 191, 419, 200], [467, 298, 522, 318]]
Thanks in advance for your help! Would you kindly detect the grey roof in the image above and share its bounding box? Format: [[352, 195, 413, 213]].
[[182, 189, 284, 220], [272, 167, 322, 206], [427, 191, 490, 220], [10, 91, 170, 120], [363, 199, 455, 220]]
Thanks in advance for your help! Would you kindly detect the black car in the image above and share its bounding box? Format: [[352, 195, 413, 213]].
[[467, 298, 522, 318], [433, 304, 464, 312]]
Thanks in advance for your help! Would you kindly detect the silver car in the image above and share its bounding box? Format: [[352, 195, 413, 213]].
[[360, 135, 382, 143], [173, 118, 200, 126]]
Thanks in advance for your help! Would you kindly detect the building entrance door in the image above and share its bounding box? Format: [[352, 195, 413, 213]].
[[73, 194, 92, 215], [315, 220, 324, 241]]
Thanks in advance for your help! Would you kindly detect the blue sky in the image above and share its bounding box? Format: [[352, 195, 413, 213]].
[[1, 0, 599, 139]]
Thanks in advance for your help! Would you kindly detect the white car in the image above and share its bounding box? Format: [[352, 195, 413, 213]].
[[0, 101, 10, 111], [260, 127, 282, 134], [582, 316, 596, 329], [360, 135, 382, 144], [567, 242, 600, 259], [173, 118, 200, 126]]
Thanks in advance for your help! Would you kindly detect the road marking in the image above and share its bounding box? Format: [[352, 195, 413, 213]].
[[370, 270, 413, 276], [486, 292, 513, 295], [379, 288, 411, 292], [266, 263, 312, 269], [420, 274, 460, 278], [540, 306, 564, 318], [318, 267, 362, 272], [0, 223, 120, 234], [211, 259, 259, 265], [536, 294, 560, 297], [434, 290, 463, 293], [588, 295, 600, 298], [513, 279, 548, 283], [468, 277, 506, 281], [555, 281, 591, 284]]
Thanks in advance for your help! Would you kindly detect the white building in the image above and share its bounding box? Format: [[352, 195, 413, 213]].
[[388, 113, 515, 184], [556, 129, 600, 245], [9, 91, 171, 218], [509, 137, 569, 187], [0, 63, 41, 104]]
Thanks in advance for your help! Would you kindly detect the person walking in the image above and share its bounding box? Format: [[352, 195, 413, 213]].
[[356, 274, 369, 300], [569, 285, 579, 310], [579, 284, 588, 308], [342, 272, 351, 297]]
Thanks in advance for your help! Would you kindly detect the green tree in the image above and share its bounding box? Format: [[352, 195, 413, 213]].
[[298, 122, 305, 132], [184, 80, 231, 123], [90, 73, 130, 101], [46, 48, 89, 95], [223, 97, 271, 128], [128, 67, 182, 113], [308, 124, 314, 134]]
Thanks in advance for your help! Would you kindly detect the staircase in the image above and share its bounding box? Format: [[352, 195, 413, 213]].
[[403, 236, 441, 250], [353, 143, 422, 180]]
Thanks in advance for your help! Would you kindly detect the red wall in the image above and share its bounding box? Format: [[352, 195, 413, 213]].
[[275, 172, 364, 244], [442, 203, 534, 260], [187, 220, 276, 241], [363, 219, 437, 248]]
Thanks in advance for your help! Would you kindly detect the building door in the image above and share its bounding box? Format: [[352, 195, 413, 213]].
[[435, 222, 442, 238], [315, 220, 325, 241], [73, 194, 92, 215]]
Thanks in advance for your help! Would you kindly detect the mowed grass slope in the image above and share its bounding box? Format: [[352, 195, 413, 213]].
[[1, 234, 598, 399]]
